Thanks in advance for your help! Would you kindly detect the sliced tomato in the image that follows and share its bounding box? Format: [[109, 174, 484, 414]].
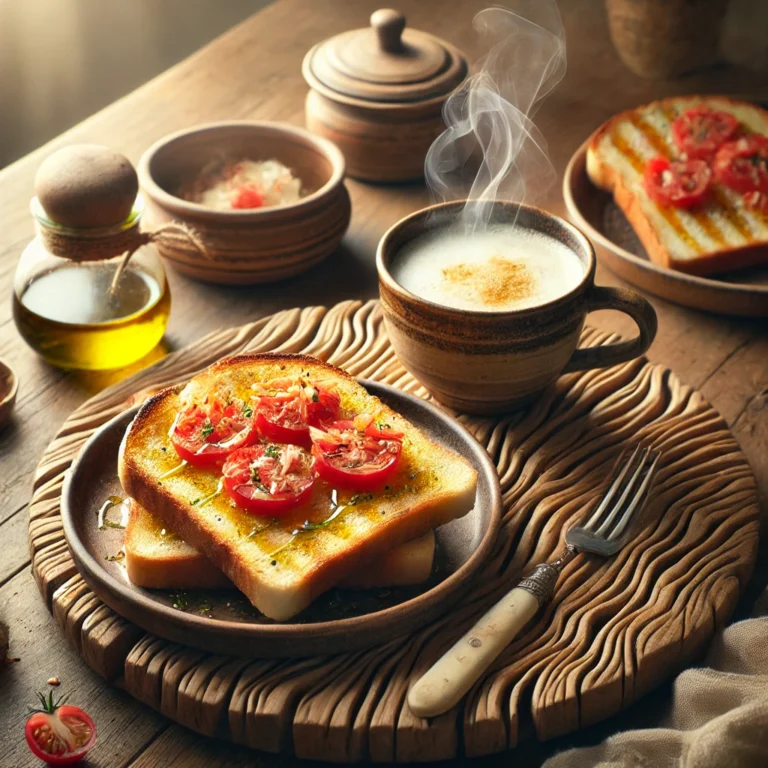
[[170, 396, 256, 467], [222, 444, 315, 515], [231, 184, 264, 209], [25, 692, 96, 765], [311, 418, 403, 491], [253, 379, 341, 447], [671, 106, 739, 160], [254, 391, 309, 446], [304, 383, 341, 429], [713, 136, 768, 195], [644, 156, 711, 209]]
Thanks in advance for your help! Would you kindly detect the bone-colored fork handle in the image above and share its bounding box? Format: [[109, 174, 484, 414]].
[[407, 587, 540, 718]]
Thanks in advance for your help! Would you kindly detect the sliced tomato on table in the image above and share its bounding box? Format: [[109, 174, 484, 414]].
[[310, 414, 403, 491], [170, 395, 257, 467], [712, 136, 768, 195], [25, 690, 96, 765], [643, 156, 712, 209], [253, 378, 340, 447], [222, 443, 315, 515], [671, 106, 739, 160]]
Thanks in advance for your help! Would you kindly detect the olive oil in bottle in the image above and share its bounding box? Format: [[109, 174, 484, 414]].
[[13, 260, 170, 370]]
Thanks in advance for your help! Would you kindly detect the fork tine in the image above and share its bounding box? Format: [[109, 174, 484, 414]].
[[582, 445, 643, 532], [607, 451, 660, 541], [592, 447, 650, 537]]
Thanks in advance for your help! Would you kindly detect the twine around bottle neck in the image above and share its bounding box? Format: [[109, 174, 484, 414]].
[[37, 218, 211, 293]]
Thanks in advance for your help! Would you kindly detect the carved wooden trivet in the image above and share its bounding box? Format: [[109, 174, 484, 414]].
[[29, 299, 759, 762]]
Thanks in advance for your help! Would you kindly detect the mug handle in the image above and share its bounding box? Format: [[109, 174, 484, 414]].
[[563, 286, 658, 373]]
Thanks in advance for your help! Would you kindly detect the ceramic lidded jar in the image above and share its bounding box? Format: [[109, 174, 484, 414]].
[[302, 9, 468, 182]]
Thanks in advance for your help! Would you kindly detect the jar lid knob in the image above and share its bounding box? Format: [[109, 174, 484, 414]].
[[370, 9, 406, 53]]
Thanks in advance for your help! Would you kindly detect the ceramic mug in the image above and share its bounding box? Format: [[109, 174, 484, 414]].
[[377, 201, 658, 414]]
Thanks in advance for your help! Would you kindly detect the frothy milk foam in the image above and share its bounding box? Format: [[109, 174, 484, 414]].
[[391, 225, 585, 312]]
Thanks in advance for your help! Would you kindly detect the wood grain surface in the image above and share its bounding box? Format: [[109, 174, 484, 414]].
[[1, 0, 767, 766], [28, 299, 760, 762]]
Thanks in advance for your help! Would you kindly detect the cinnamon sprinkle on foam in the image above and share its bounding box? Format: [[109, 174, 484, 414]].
[[441, 255, 537, 307]]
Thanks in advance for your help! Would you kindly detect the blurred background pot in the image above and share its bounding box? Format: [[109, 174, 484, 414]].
[[606, 0, 730, 79]]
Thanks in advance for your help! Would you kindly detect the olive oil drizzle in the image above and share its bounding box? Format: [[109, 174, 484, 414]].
[[191, 479, 224, 508], [267, 489, 349, 561], [159, 459, 188, 479], [97, 495, 129, 530]]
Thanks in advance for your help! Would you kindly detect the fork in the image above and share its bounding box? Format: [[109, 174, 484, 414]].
[[408, 445, 660, 718]]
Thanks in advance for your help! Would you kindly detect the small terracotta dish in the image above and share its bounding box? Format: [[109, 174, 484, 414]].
[[0, 359, 18, 431], [138, 122, 351, 285]]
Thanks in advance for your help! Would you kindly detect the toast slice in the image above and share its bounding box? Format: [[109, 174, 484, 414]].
[[586, 95, 768, 276], [118, 353, 477, 621], [124, 499, 436, 590]]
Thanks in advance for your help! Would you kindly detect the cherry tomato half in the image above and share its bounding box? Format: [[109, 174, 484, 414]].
[[253, 380, 340, 447], [643, 156, 711, 209], [222, 444, 315, 515], [311, 418, 403, 491], [170, 396, 257, 467], [25, 691, 96, 765], [231, 184, 264, 209], [713, 136, 768, 195], [671, 106, 739, 160]]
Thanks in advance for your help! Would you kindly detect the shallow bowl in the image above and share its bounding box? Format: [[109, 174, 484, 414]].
[[138, 121, 351, 285], [60, 380, 502, 657]]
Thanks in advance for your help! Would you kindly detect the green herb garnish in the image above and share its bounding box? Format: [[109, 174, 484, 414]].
[[243, 404, 253, 418], [250, 466, 270, 494], [198, 599, 212, 615], [201, 421, 215, 439], [171, 592, 189, 610], [264, 445, 280, 459]]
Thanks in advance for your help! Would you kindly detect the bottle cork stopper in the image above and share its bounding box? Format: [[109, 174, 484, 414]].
[[34, 144, 139, 229]]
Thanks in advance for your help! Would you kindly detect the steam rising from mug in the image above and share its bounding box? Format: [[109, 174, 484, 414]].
[[425, 1, 566, 232]]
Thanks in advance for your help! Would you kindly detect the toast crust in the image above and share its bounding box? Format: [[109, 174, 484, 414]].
[[119, 353, 477, 621], [124, 499, 436, 590], [586, 95, 768, 277]]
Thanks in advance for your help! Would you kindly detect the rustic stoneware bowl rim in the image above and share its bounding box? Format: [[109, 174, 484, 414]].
[[377, 200, 597, 319], [60, 380, 502, 654], [138, 120, 346, 222], [0, 357, 18, 424]]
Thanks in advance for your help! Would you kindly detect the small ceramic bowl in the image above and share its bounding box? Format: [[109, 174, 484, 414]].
[[138, 122, 351, 284], [0, 358, 18, 431]]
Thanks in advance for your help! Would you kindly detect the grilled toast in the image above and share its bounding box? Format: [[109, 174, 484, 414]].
[[118, 354, 477, 621], [124, 499, 436, 590], [586, 96, 768, 276]]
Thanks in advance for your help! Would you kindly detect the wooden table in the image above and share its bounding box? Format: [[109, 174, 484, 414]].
[[1, 1, 766, 765]]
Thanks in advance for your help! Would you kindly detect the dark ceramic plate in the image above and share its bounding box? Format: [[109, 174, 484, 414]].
[[61, 381, 502, 657], [564, 136, 768, 318]]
